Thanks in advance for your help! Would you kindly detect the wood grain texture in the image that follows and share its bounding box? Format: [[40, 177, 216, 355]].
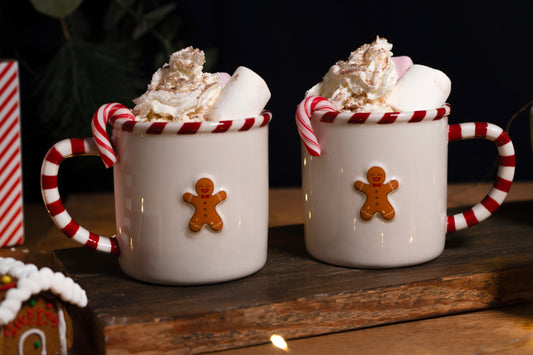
[[53, 200, 533, 354], [218, 302, 533, 355]]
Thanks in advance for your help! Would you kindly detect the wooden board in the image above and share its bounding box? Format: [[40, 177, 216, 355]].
[[53, 200, 533, 354]]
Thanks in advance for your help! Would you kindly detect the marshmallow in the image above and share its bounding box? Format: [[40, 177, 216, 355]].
[[217, 72, 231, 87], [391, 56, 413, 80], [207, 66, 271, 121], [386, 64, 451, 111]]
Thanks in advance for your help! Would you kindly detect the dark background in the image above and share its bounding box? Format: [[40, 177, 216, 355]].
[[1, 0, 532, 202]]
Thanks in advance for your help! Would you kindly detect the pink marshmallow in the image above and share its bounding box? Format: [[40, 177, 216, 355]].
[[218, 72, 231, 87], [392, 56, 413, 80]]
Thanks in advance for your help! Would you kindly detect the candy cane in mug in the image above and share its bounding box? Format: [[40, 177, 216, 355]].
[[295, 96, 335, 156], [91, 103, 135, 168]]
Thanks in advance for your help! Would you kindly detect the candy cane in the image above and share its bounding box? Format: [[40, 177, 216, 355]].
[[41, 138, 120, 254], [295, 96, 336, 156], [446, 122, 515, 232], [91, 103, 135, 168]]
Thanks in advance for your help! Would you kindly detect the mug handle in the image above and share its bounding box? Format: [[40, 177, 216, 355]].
[[40, 137, 120, 255], [447, 122, 515, 232]]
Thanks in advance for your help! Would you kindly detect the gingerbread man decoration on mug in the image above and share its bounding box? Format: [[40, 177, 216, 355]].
[[354, 166, 399, 221], [183, 177, 227, 232]]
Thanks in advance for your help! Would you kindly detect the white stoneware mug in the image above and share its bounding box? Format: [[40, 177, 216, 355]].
[[296, 96, 515, 268], [41, 103, 272, 285]]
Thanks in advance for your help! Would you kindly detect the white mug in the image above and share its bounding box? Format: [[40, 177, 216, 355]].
[[41, 103, 272, 285], [297, 97, 515, 268]]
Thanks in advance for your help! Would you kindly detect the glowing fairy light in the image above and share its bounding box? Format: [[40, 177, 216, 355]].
[[270, 334, 288, 350]]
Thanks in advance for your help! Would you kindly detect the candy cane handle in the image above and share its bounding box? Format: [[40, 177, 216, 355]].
[[447, 122, 515, 232], [40, 138, 120, 255]]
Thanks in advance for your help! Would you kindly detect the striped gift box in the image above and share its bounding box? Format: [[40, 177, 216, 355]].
[[0, 60, 24, 247]]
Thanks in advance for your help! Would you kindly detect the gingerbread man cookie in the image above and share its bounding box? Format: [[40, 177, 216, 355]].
[[354, 166, 399, 221], [183, 177, 227, 232]]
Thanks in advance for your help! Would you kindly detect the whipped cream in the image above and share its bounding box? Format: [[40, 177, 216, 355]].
[[306, 37, 397, 112], [133, 47, 224, 122]]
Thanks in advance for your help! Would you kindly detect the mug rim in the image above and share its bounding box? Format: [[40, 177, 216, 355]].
[[110, 110, 272, 135], [311, 104, 451, 124]]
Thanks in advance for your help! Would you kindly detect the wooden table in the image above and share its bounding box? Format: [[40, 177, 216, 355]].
[[3, 182, 533, 354]]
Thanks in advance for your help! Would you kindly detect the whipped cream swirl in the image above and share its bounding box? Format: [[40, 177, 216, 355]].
[[306, 37, 398, 112], [133, 47, 224, 122]]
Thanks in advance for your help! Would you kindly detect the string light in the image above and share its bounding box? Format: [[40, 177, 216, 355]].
[[270, 334, 289, 351]]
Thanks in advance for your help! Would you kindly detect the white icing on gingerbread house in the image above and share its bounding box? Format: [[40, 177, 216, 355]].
[[0, 257, 87, 354]]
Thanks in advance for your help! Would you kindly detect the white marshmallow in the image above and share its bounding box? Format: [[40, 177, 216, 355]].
[[207, 66, 271, 121], [386, 64, 451, 111]]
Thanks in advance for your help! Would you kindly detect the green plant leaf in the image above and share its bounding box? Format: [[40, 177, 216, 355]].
[[103, 0, 136, 30], [33, 38, 145, 141], [132, 3, 176, 40], [30, 0, 83, 19]]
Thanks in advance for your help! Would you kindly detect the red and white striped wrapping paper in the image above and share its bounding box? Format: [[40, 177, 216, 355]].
[[0, 60, 24, 247]]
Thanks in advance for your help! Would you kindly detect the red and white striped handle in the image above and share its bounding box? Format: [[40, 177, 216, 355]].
[[446, 122, 515, 232], [41, 138, 120, 255]]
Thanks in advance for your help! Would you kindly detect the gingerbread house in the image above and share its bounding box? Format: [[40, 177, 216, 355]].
[[0, 257, 87, 354]]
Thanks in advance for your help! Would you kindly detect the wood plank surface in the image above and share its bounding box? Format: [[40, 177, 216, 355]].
[[53, 199, 533, 354], [219, 302, 533, 355]]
